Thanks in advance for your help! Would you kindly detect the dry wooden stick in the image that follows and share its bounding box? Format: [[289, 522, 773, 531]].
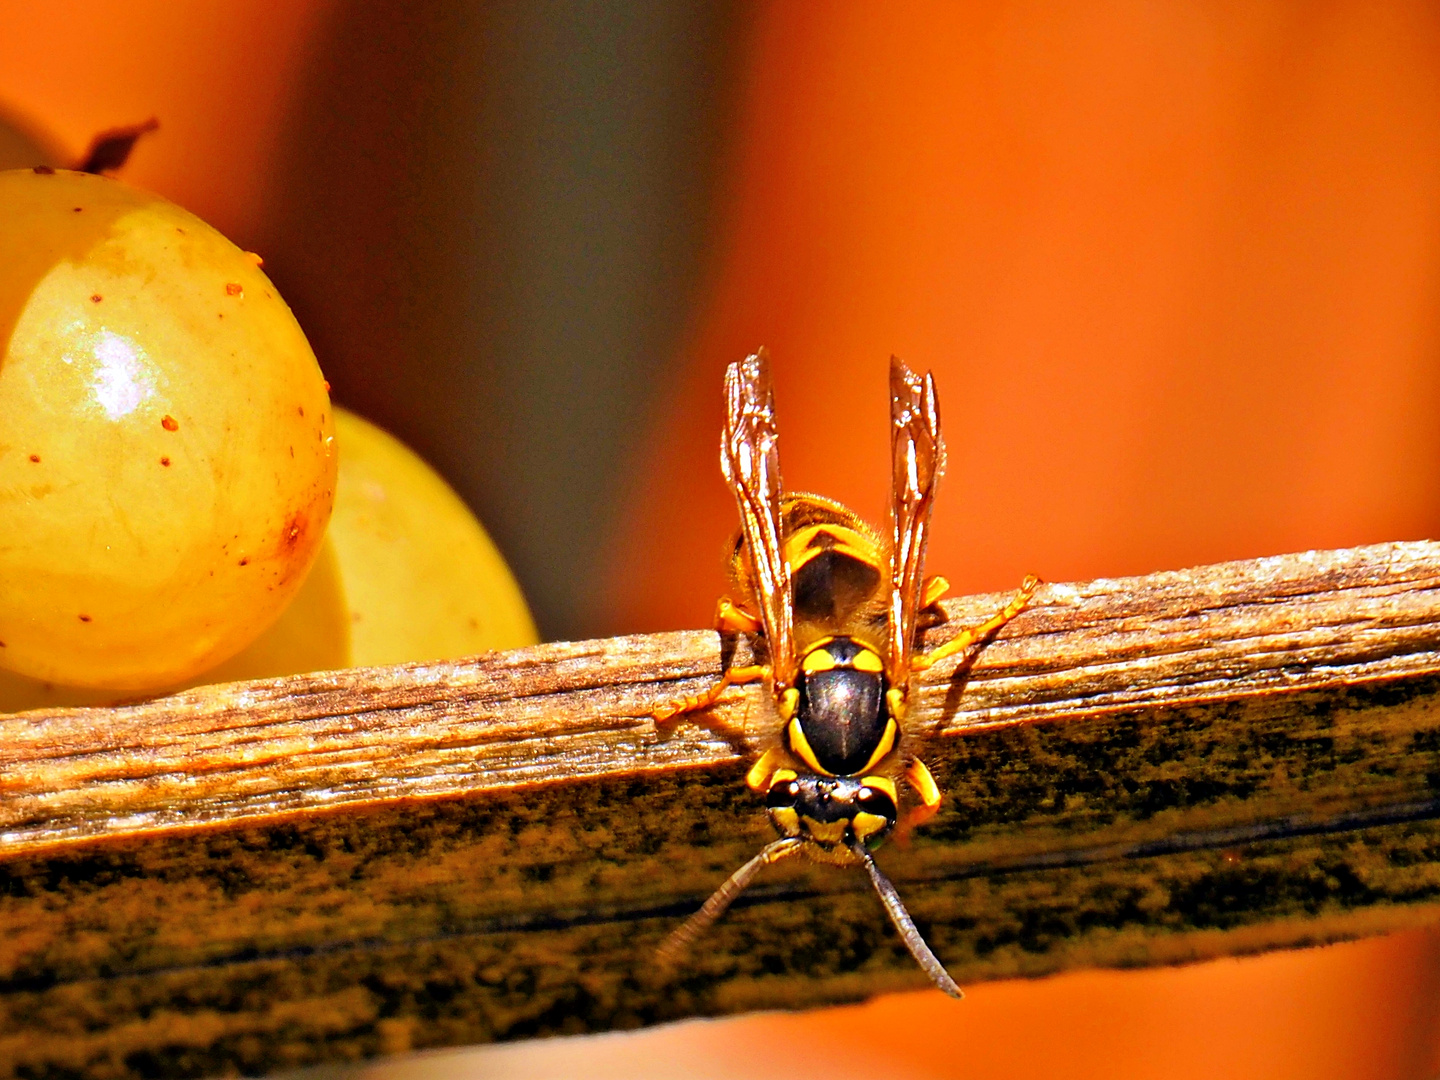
[[3, 541, 1440, 1078]]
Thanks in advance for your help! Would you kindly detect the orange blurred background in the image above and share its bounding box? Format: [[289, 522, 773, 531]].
[[3, 1, 1440, 1076]]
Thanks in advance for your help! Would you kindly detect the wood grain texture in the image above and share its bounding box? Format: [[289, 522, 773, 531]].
[[3, 541, 1440, 1077]]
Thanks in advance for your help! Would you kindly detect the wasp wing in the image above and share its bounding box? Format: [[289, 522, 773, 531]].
[[887, 356, 945, 681], [720, 349, 797, 689]]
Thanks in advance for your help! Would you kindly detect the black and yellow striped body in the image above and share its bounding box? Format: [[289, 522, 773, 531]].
[[726, 495, 906, 853], [728, 494, 889, 652]]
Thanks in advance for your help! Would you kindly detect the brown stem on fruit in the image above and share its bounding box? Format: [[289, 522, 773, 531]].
[[75, 117, 159, 174]]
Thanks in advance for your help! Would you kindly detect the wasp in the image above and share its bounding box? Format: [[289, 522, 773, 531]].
[[652, 349, 1039, 996]]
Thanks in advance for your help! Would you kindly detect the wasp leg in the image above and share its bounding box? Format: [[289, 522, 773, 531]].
[[921, 574, 950, 610], [652, 663, 770, 722], [899, 756, 944, 832], [744, 746, 790, 792], [651, 597, 769, 722], [715, 596, 763, 635], [909, 573, 1041, 674]]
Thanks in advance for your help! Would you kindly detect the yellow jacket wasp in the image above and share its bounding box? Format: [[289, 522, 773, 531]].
[[653, 348, 1039, 997]]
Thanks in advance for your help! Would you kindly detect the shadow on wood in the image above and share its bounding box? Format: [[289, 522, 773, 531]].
[[2, 541, 1440, 1077]]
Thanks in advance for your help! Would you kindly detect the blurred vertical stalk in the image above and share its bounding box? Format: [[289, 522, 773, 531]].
[[256, 0, 750, 639]]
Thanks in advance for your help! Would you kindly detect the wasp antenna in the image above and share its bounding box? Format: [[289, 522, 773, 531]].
[[850, 838, 964, 999], [658, 837, 804, 965]]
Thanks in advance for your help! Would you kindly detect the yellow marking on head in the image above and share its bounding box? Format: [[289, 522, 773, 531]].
[[860, 775, 898, 804], [801, 817, 848, 844], [801, 648, 838, 673], [852, 811, 890, 841], [855, 717, 898, 775], [851, 647, 884, 673], [769, 806, 801, 837], [785, 717, 834, 776]]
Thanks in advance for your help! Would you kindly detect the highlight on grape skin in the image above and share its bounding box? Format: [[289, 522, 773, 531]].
[[0, 167, 336, 691]]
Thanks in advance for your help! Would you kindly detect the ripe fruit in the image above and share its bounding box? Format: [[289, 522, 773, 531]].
[[0, 407, 536, 711], [323, 408, 538, 664], [206, 407, 538, 681], [0, 168, 336, 690]]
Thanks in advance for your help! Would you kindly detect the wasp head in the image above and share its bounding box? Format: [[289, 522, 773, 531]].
[[764, 772, 898, 861]]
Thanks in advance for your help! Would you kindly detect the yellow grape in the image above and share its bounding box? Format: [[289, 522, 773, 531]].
[[320, 407, 537, 664], [0, 407, 536, 711], [0, 168, 336, 690], [205, 408, 538, 680]]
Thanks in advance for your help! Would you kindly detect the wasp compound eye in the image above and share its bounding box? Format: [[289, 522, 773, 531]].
[[766, 779, 801, 809], [857, 784, 897, 818]]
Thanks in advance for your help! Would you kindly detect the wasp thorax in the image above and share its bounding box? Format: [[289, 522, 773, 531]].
[[786, 636, 899, 777], [765, 774, 898, 853]]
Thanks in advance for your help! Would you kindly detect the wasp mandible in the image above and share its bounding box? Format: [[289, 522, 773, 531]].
[[653, 349, 1040, 997]]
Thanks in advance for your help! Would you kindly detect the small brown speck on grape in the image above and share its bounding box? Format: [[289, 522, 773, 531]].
[[162, 415, 179, 432], [298, 405, 305, 417], [289, 446, 295, 457], [91, 294, 103, 303], [78, 614, 92, 623], [28, 454, 39, 463], [0, 640, 6, 647], [160, 456, 171, 467], [72, 206, 83, 212], [225, 282, 243, 297], [175, 226, 186, 234], [33, 165, 54, 175], [239, 557, 249, 566]]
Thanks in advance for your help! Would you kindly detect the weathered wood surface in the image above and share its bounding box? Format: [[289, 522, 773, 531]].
[[3, 541, 1440, 1078]]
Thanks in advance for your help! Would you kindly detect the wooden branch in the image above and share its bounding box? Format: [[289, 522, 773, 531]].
[[4, 541, 1440, 1078]]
